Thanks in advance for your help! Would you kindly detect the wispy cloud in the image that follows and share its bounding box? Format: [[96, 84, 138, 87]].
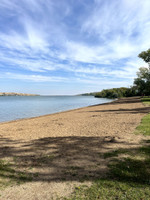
[[0, 0, 150, 94], [0, 72, 68, 82]]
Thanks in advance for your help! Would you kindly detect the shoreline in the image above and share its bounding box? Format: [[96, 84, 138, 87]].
[[0, 96, 149, 141], [0, 98, 115, 125]]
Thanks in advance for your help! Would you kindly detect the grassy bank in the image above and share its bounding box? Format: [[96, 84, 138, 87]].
[[66, 98, 150, 200], [142, 97, 150, 106], [135, 97, 150, 136]]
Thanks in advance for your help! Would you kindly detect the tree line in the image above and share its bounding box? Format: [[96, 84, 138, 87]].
[[95, 49, 150, 98]]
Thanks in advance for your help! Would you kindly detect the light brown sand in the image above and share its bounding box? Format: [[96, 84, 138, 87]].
[[0, 97, 150, 199]]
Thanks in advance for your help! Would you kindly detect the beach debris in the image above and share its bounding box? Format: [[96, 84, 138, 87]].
[[103, 136, 116, 143]]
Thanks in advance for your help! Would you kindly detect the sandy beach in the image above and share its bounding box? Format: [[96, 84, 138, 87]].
[[0, 97, 150, 199]]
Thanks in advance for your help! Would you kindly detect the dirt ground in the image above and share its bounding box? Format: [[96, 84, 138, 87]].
[[0, 97, 150, 199]]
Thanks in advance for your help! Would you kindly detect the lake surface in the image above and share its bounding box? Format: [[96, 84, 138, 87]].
[[0, 96, 113, 123]]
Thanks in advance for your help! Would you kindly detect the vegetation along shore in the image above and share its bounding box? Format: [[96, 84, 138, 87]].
[[83, 49, 150, 99]]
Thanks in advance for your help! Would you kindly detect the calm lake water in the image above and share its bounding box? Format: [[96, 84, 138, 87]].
[[0, 96, 113, 123]]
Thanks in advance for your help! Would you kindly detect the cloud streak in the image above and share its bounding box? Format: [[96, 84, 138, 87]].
[[0, 0, 150, 94], [0, 72, 68, 82]]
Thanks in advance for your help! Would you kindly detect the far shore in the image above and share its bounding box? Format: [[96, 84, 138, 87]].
[[0, 92, 39, 96]]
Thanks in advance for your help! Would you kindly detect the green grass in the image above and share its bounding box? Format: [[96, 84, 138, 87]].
[[103, 149, 129, 158], [134, 98, 150, 136], [141, 97, 150, 105], [66, 143, 150, 199], [0, 153, 56, 190], [67, 179, 150, 200], [66, 101, 150, 200], [135, 114, 150, 136], [66, 144, 150, 200], [0, 159, 33, 189]]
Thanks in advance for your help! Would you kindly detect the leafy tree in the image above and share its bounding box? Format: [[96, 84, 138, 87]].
[[94, 87, 137, 98], [134, 67, 150, 95], [94, 49, 150, 98], [138, 48, 150, 68], [134, 49, 150, 95]]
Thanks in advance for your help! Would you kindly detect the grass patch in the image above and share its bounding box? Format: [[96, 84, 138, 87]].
[[142, 97, 150, 101], [64, 166, 82, 177], [0, 153, 55, 190], [67, 179, 150, 200], [0, 159, 32, 189], [141, 97, 150, 105], [134, 97, 150, 136], [109, 157, 150, 185], [67, 144, 150, 200], [35, 154, 55, 164], [143, 101, 150, 105], [103, 149, 129, 158], [66, 107, 150, 200], [138, 145, 150, 156], [135, 114, 150, 136]]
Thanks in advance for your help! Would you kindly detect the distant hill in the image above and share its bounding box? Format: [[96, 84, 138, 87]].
[[0, 92, 39, 96]]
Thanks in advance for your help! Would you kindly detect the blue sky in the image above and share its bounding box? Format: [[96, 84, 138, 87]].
[[0, 0, 150, 95]]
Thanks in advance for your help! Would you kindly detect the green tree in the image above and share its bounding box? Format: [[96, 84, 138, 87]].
[[134, 68, 149, 95], [138, 48, 150, 68], [134, 49, 150, 95], [94, 87, 136, 98]]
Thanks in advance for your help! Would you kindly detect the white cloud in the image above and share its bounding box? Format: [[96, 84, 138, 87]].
[[1, 72, 68, 82], [0, 72, 132, 91], [0, 0, 150, 94]]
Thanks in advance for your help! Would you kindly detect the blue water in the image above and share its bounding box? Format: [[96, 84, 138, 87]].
[[0, 96, 113, 123]]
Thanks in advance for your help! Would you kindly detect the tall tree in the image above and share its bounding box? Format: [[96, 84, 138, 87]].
[[134, 49, 150, 95], [138, 48, 150, 69], [134, 67, 150, 95]]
